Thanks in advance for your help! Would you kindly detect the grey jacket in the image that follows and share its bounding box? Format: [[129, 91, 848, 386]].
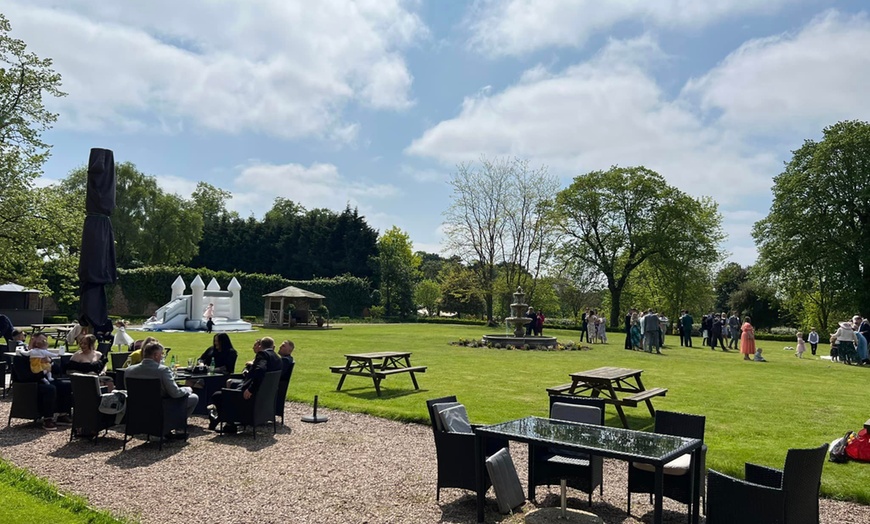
[[124, 358, 189, 399]]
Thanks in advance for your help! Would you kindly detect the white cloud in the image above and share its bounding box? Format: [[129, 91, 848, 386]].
[[406, 37, 776, 202], [228, 161, 399, 217], [466, 0, 795, 56], [683, 10, 870, 134], [5, 0, 426, 139], [153, 175, 198, 199]]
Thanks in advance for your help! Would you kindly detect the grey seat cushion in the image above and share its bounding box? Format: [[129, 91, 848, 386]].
[[439, 404, 472, 434], [486, 447, 525, 514], [430, 402, 461, 432], [549, 403, 601, 458]]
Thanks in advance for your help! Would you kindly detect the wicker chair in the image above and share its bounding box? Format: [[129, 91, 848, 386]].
[[627, 410, 706, 522], [275, 360, 294, 425], [69, 373, 117, 442], [123, 377, 189, 451], [426, 395, 509, 502], [706, 443, 828, 524], [217, 370, 281, 438], [529, 396, 606, 505], [8, 355, 41, 426]]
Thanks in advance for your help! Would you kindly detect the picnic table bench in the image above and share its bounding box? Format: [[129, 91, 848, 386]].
[[330, 351, 426, 397], [546, 366, 667, 428]]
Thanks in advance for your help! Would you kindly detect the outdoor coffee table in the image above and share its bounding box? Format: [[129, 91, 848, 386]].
[[174, 370, 237, 415], [330, 351, 426, 397], [475, 416, 702, 524], [546, 367, 667, 428]]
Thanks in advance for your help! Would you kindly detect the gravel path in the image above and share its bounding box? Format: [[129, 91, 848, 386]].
[[0, 399, 867, 523]]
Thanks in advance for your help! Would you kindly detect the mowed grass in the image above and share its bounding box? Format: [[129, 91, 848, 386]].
[[150, 324, 870, 503], [0, 459, 125, 524]]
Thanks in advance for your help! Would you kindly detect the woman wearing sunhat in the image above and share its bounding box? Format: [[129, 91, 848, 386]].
[[833, 320, 859, 364]]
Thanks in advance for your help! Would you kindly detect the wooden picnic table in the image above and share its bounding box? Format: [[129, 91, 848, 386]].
[[330, 351, 426, 397], [546, 366, 667, 428], [29, 323, 77, 347]]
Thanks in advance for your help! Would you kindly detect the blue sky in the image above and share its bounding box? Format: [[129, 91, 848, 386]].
[[8, 0, 870, 265]]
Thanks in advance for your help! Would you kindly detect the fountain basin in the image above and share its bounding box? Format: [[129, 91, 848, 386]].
[[482, 334, 558, 349]]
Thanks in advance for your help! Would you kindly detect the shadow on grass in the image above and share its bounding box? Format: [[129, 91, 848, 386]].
[[339, 386, 429, 400]]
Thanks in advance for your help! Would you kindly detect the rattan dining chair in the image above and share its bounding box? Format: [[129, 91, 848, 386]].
[[706, 443, 828, 524]]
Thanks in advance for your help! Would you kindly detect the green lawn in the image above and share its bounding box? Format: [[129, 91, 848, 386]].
[[0, 459, 125, 524], [150, 324, 870, 503]]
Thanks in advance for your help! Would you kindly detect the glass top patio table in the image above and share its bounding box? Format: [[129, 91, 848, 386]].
[[474, 416, 702, 524], [476, 416, 699, 464]]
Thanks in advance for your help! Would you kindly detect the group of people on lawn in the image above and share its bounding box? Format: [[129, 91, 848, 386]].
[[10, 328, 295, 435]]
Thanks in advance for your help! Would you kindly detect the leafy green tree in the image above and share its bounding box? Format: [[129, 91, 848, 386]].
[[553, 166, 723, 328], [728, 277, 782, 330], [414, 279, 441, 316], [444, 157, 558, 325], [61, 162, 203, 267], [713, 263, 748, 313], [438, 265, 485, 318], [416, 251, 461, 282], [754, 120, 870, 319], [375, 226, 420, 317], [0, 14, 81, 294]]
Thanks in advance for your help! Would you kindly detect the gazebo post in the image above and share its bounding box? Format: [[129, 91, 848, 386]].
[[280, 297, 285, 328]]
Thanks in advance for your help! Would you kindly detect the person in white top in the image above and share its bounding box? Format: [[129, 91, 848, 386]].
[[832, 321, 859, 363], [807, 328, 820, 356]]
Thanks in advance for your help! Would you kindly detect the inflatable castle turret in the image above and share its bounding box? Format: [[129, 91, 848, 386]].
[[142, 274, 253, 332]]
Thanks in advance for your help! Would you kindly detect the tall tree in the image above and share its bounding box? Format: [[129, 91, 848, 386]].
[[553, 166, 723, 328], [414, 279, 441, 316], [375, 226, 420, 317], [443, 157, 558, 325], [754, 120, 870, 317], [0, 13, 72, 289], [713, 263, 749, 313], [61, 162, 203, 267]]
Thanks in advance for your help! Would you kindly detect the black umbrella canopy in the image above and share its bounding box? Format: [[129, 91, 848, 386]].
[[78, 148, 118, 336]]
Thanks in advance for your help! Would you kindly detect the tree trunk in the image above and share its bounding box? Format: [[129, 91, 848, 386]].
[[609, 286, 623, 331], [485, 293, 495, 326]]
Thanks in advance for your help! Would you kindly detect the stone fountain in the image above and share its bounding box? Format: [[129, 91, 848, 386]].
[[483, 286, 558, 349]]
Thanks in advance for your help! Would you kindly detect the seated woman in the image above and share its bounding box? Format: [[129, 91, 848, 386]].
[[126, 336, 157, 367], [66, 334, 114, 391], [198, 333, 238, 374]]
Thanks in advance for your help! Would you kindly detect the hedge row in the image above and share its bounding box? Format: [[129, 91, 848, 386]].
[[109, 266, 372, 318]]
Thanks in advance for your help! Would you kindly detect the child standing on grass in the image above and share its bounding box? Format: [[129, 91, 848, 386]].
[[795, 332, 806, 358], [807, 328, 819, 355]]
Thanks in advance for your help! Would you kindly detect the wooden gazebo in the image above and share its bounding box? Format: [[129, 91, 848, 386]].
[[263, 286, 325, 327]]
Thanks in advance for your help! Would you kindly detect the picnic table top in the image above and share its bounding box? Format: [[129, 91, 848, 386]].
[[569, 366, 644, 381], [343, 351, 412, 360]]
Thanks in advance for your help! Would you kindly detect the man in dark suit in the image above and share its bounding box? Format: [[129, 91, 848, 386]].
[[278, 340, 295, 382], [624, 308, 634, 350], [209, 336, 282, 433], [681, 311, 694, 347]]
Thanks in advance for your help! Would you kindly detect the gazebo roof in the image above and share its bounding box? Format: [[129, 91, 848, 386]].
[[0, 282, 42, 293], [263, 285, 325, 299]]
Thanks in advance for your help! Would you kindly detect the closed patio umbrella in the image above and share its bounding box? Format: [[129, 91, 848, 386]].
[[78, 148, 118, 337]]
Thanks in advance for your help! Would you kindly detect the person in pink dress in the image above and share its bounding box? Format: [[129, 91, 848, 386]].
[[740, 316, 756, 361], [795, 332, 806, 358]]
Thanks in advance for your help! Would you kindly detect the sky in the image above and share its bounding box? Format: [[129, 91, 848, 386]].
[[7, 0, 870, 266]]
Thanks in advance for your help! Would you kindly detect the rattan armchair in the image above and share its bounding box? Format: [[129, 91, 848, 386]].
[[529, 395, 606, 505], [426, 395, 508, 502], [706, 443, 828, 524], [627, 410, 706, 522]]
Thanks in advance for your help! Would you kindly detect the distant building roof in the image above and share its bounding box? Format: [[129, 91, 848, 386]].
[[0, 282, 42, 293], [263, 286, 325, 299]]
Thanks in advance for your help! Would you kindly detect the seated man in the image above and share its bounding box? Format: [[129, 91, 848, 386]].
[[14, 332, 72, 430], [125, 341, 197, 439], [278, 340, 295, 381], [209, 336, 282, 433]]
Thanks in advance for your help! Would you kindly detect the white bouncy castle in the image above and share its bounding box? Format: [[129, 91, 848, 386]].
[[142, 275, 253, 332]]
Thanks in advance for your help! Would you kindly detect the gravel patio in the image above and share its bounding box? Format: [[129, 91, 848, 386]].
[[0, 398, 867, 523]]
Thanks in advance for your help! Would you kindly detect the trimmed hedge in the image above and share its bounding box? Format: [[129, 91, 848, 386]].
[[109, 266, 372, 318]]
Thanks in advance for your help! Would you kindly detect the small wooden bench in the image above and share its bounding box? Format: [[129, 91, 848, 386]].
[[620, 387, 668, 407], [546, 383, 575, 395], [374, 366, 427, 379]]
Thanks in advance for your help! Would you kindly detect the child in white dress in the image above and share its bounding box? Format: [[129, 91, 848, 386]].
[[113, 320, 134, 350], [795, 332, 806, 358]]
